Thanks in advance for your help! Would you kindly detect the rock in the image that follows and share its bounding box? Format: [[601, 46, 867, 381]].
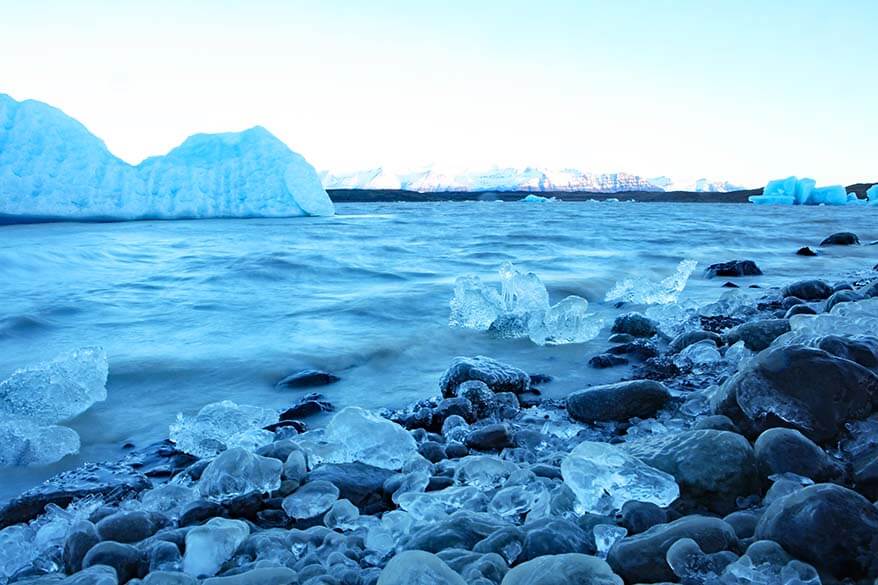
[[795, 246, 818, 256], [178, 500, 224, 527], [278, 393, 333, 419], [440, 356, 530, 398], [520, 517, 595, 561], [753, 428, 841, 482], [714, 345, 878, 443], [0, 462, 150, 529], [254, 439, 301, 462], [418, 441, 446, 463], [668, 330, 722, 354], [607, 333, 635, 344], [146, 540, 182, 572], [282, 480, 339, 520], [781, 279, 833, 301], [202, 568, 298, 585], [183, 517, 249, 577], [63, 520, 100, 573], [691, 415, 737, 433], [605, 340, 658, 360], [619, 501, 667, 535], [377, 550, 466, 585], [566, 380, 670, 424], [501, 553, 622, 585], [862, 280, 878, 298], [82, 541, 143, 583], [95, 511, 168, 544], [275, 369, 340, 389], [198, 447, 282, 500], [817, 335, 878, 370], [63, 565, 119, 585], [606, 515, 737, 583], [143, 571, 199, 585], [465, 424, 516, 451], [704, 260, 763, 279], [721, 281, 739, 288], [435, 397, 476, 425], [825, 289, 864, 312], [755, 483, 878, 580], [457, 381, 496, 419], [784, 304, 816, 318], [406, 511, 507, 552], [723, 319, 790, 352], [722, 510, 759, 539], [820, 231, 860, 246], [610, 313, 658, 338], [304, 462, 394, 513], [626, 430, 759, 514], [588, 354, 629, 369]]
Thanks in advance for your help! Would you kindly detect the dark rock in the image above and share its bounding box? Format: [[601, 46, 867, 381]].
[[723, 319, 790, 351], [465, 424, 516, 451], [721, 281, 739, 288], [82, 541, 143, 583], [607, 515, 737, 583], [457, 381, 496, 419], [781, 296, 804, 309], [611, 312, 658, 338], [753, 428, 841, 482], [275, 369, 340, 389], [473, 526, 525, 559], [862, 280, 878, 298], [517, 392, 542, 409], [606, 340, 658, 360], [439, 356, 530, 398], [418, 441, 446, 463], [0, 463, 151, 529], [755, 483, 878, 580], [784, 304, 816, 318], [668, 330, 722, 354], [587, 353, 629, 369], [519, 517, 595, 561], [63, 520, 100, 573], [691, 415, 737, 433], [262, 420, 306, 434], [434, 397, 476, 424], [254, 439, 302, 462], [125, 441, 197, 479], [722, 510, 760, 539], [820, 231, 860, 246], [705, 260, 763, 279], [304, 462, 394, 513], [817, 334, 878, 370], [833, 281, 854, 292], [781, 279, 834, 301], [279, 393, 333, 419], [444, 442, 469, 459], [619, 501, 667, 535], [146, 540, 182, 572], [530, 464, 563, 480], [714, 344, 878, 443], [96, 510, 169, 544], [825, 289, 864, 312], [405, 511, 506, 552], [566, 380, 670, 424], [795, 246, 818, 256], [178, 500, 225, 527], [607, 333, 635, 344], [64, 565, 119, 585], [426, 475, 454, 491], [626, 430, 759, 514], [699, 315, 744, 334], [528, 373, 553, 385]]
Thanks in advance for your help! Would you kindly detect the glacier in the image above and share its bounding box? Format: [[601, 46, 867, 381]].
[[749, 175, 870, 206], [0, 93, 334, 222]]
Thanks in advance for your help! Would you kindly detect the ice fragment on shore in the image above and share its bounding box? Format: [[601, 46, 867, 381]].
[[594, 524, 627, 559], [0, 417, 80, 467], [450, 262, 601, 345], [311, 406, 418, 470], [325, 499, 360, 530], [282, 480, 339, 519], [169, 400, 277, 458], [183, 517, 249, 577], [0, 347, 108, 423], [674, 340, 722, 369], [561, 441, 679, 515], [198, 447, 282, 500], [775, 298, 878, 346], [605, 259, 698, 305], [397, 486, 488, 522]]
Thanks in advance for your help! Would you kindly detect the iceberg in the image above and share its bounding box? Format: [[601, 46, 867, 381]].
[[868, 184, 878, 204], [605, 259, 698, 305], [169, 400, 278, 458], [450, 262, 603, 345], [520, 194, 557, 202], [0, 93, 334, 222], [749, 176, 866, 206]]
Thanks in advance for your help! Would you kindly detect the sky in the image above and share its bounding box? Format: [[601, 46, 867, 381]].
[[1, 0, 876, 186]]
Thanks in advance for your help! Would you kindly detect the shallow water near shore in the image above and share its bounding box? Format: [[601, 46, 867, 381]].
[[0, 201, 875, 502]]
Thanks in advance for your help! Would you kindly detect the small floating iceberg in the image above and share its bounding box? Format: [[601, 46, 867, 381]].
[[449, 262, 602, 345], [519, 194, 557, 203], [749, 176, 868, 206]]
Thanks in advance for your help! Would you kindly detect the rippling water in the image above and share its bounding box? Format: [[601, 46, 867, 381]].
[[1, 201, 875, 500]]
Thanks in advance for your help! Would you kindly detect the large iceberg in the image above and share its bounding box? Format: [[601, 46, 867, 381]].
[[0, 93, 334, 221], [749, 176, 867, 206]]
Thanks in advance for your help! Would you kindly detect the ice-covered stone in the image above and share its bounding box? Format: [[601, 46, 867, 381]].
[[377, 550, 467, 585], [198, 447, 282, 500], [282, 480, 339, 519], [561, 441, 679, 515], [605, 259, 698, 305], [315, 406, 418, 470], [0, 416, 80, 467], [183, 517, 249, 577], [169, 400, 277, 458], [0, 347, 108, 423], [593, 524, 628, 559]]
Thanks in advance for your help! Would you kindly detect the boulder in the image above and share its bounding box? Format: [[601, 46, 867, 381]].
[[501, 553, 622, 585], [440, 356, 530, 398], [63, 520, 100, 573], [303, 462, 394, 513], [824, 289, 864, 312], [795, 246, 818, 256], [405, 511, 508, 553], [619, 501, 668, 535], [816, 335, 878, 370], [704, 260, 763, 279], [668, 330, 722, 354], [610, 313, 658, 338], [275, 369, 339, 389], [566, 380, 670, 423], [82, 541, 143, 583], [465, 424, 516, 451], [753, 428, 841, 482], [519, 517, 594, 561], [784, 304, 816, 318], [781, 279, 833, 301], [201, 567, 298, 585], [95, 511, 169, 544], [588, 354, 629, 369], [820, 231, 860, 246], [723, 319, 790, 352]]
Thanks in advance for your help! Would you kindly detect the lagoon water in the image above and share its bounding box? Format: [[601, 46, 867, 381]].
[[1, 201, 875, 501]]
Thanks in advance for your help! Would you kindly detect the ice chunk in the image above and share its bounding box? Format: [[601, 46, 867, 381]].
[[0, 416, 80, 467], [396, 486, 488, 522], [450, 263, 602, 345], [868, 184, 878, 204], [645, 301, 700, 337], [282, 480, 339, 520], [0, 93, 334, 221], [0, 347, 108, 423], [561, 441, 679, 515], [0, 525, 38, 581], [169, 400, 277, 458], [751, 176, 863, 206], [324, 499, 360, 531], [198, 447, 282, 500], [454, 455, 517, 490], [139, 484, 199, 517], [605, 259, 698, 305], [391, 470, 430, 504], [674, 340, 722, 370], [593, 524, 627, 559], [520, 194, 556, 202], [775, 297, 878, 346], [810, 185, 848, 206], [489, 486, 535, 518], [377, 550, 467, 585], [182, 517, 249, 577]]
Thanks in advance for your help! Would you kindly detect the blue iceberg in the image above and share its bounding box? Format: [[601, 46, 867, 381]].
[[749, 176, 868, 206]]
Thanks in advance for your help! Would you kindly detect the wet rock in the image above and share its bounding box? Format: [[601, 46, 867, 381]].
[[820, 231, 860, 246], [440, 356, 530, 398], [668, 330, 722, 354], [588, 354, 629, 369], [721, 281, 739, 288], [784, 304, 816, 318], [96, 510, 169, 544], [501, 553, 622, 585], [528, 373, 553, 385], [406, 511, 507, 552], [457, 381, 496, 419], [278, 393, 333, 419], [465, 424, 516, 451], [304, 462, 393, 513], [377, 550, 466, 585], [82, 541, 143, 583], [520, 517, 595, 561], [606, 515, 737, 583], [714, 345, 878, 443], [418, 441, 446, 463], [781, 279, 833, 301], [566, 380, 670, 424], [704, 260, 763, 279], [64, 565, 119, 585], [699, 315, 744, 334], [691, 415, 737, 433], [146, 540, 182, 572], [143, 572, 198, 585], [610, 313, 658, 338], [619, 501, 667, 535], [435, 397, 476, 425], [0, 462, 151, 528], [825, 289, 864, 312], [605, 340, 658, 360], [755, 483, 878, 580], [607, 333, 635, 344], [817, 334, 878, 370], [202, 567, 298, 585], [275, 369, 340, 389], [722, 510, 759, 539], [445, 443, 469, 459], [754, 428, 841, 482], [723, 319, 790, 352], [178, 500, 225, 528], [63, 520, 100, 573], [862, 280, 878, 298], [795, 246, 818, 256], [254, 439, 302, 463], [626, 430, 759, 514]]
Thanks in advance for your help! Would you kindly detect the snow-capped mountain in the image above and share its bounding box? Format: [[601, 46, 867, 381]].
[[321, 166, 745, 193]]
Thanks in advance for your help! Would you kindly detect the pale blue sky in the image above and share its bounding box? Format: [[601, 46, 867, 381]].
[[1, 0, 875, 185]]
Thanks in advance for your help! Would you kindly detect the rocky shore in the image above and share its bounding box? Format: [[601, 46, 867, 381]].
[[2, 232, 878, 585]]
